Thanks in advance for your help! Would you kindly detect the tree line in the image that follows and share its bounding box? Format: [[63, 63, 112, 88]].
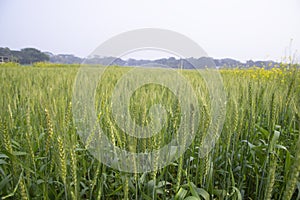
[[0, 47, 49, 64], [0, 46, 284, 68]]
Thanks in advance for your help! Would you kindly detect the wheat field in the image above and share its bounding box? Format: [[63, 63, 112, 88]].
[[0, 62, 299, 199]]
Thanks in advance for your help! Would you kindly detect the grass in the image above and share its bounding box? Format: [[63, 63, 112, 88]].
[[0, 62, 299, 199]]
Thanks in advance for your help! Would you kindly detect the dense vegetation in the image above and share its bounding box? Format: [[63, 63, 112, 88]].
[[0, 47, 283, 68], [0, 62, 299, 199], [0, 48, 49, 64]]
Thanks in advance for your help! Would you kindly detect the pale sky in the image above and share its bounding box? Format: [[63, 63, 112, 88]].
[[1, 0, 300, 62]]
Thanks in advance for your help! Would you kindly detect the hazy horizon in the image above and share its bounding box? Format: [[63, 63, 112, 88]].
[[1, 0, 300, 63]]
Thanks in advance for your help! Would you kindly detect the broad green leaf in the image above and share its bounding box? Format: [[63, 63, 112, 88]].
[[213, 189, 228, 199], [188, 182, 210, 200], [13, 151, 27, 156], [188, 182, 200, 199], [0, 153, 9, 159], [196, 188, 210, 200], [0, 174, 11, 191], [241, 140, 256, 149], [232, 186, 242, 200], [184, 196, 199, 200], [255, 124, 269, 139], [156, 188, 164, 195], [37, 179, 44, 184], [107, 185, 122, 196], [0, 159, 8, 165], [140, 190, 153, 200], [139, 172, 147, 184], [11, 140, 21, 148], [157, 181, 171, 188], [275, 144, 288, 151], [175, 188, 188, 200]]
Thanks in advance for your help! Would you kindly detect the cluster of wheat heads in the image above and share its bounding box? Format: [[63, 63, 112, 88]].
[[0, 63, 299, 199]]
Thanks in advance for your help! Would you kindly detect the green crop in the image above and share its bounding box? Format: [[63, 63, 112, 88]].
[[0, 63, 299, 199]]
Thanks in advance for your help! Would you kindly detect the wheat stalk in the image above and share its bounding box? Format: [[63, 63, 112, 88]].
[[282, 122, 300, 200], [45, 108, 54, 155]]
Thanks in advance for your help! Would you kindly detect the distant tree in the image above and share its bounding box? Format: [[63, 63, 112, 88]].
[[19, 48, 49, 64], [50, 54, 82, 64], [0, 47, 12, 56], [0, 47, 19, 62]]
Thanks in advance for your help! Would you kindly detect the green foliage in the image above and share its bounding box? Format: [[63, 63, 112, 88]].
[[0, 47, 49, 64], [0, 63, 299, 199]]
